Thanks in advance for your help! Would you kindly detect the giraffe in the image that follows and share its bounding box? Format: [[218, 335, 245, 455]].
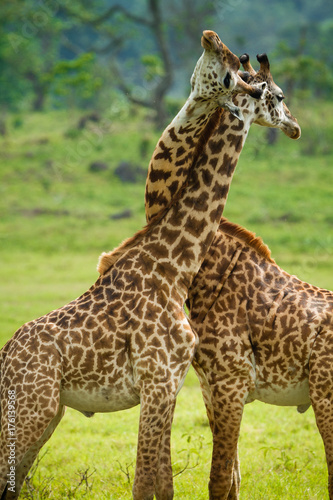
[[144, 52, 301, 499], [0, 32, 261, 500], [186, 217, 333, 500]]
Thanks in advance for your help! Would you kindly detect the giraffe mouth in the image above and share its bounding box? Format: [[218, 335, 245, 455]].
[[280, 113, 301, 139], [281, 105, 301, 139], [284, 123, 301, 140]]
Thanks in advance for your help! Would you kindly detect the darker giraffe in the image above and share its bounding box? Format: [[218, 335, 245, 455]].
[[187, 218, 333, 500], [0, 31, 261, 500]]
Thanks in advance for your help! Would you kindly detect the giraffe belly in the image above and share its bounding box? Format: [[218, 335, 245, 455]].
[[246, 378, 310, 407], [60, 385, 140, 414]]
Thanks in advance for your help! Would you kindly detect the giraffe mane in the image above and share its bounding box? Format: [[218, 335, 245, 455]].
[[97, 107, 223, 275], [219, 217, 275, 263]]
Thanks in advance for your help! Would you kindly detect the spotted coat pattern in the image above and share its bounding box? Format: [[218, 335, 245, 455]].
[[0, 31, 256, 500], [187, 219, 333, 500], [144, 54, 301, 499]]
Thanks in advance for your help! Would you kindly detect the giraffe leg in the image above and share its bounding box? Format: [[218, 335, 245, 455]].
[[309, 337, 333, 500], [193, 363, 242, 500], [155, 401, 176, 500], [131, 312, 196, 500], [193, 361, 215, 433], [228, 447, 240, 500], [311, 400, 333, 500], [132, 383, 178, 500], [15, 404, 66, 496], [207, 380, 246, 500], [0, 400, 62, 500], [0, 356, 62, 499]]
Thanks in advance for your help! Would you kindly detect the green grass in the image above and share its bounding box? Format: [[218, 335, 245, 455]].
[[0, 101, 332, 498], [16, 377, 328, 499]]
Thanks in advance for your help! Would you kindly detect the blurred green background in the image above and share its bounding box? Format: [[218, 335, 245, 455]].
[[0, 2, 333, 497]]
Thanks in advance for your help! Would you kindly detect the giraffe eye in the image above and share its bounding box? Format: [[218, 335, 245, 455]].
[[223, 72, 231, 89], [276, 94, 285, 102]]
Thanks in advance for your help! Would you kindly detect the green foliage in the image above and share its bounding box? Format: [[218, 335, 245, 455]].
[[272, 41, 333, 100], [141, 54, 165, 82], [1, 0, 332, 114], [50, 53, 103, 104], [165, 96, 184, 118]]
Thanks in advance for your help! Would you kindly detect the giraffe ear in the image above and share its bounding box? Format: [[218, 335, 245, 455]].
[[201, 30, 222, 51], [256, 81, 267, 98], [221, 101, 244, 121], [238, 70, 251, 82]]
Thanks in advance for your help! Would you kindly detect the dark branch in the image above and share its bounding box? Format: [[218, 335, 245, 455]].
[[111, 61, 153, 109], [62, 4, 153, 28], [147, 0, 173, 98], [91, 36, 124, 55]]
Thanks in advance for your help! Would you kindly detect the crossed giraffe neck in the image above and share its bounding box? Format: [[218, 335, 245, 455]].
[[99, 106, 235, 296], [99, 35, 265, 290], [187, 217, 333, 500], [0, 31, 261, 500]]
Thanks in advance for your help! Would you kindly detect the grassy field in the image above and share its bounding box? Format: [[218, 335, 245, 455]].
[[0, 100, 332, 498]]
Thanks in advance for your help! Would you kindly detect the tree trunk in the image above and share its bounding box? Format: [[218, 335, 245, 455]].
[[266, 127, 278, 145], [32, 89, 46, 111], [25, 70, 47, 111], [149, 0, 173, 128]]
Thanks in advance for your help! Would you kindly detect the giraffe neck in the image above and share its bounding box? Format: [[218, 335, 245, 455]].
[[98, 106, 251, 293], [140, 111, 252, 300], [186, 222, 288, 323], [145, 103, 253, 225], [145, 92, 220, 221]]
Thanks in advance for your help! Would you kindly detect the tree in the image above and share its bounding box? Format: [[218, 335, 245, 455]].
[[63, 0, 175, 127], [1, 0, 332, 119], [1, 1, 103, 111], [2, 1, 64, 110], [272, 24, 333, 102]]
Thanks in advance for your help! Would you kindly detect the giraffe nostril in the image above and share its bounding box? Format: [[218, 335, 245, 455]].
[[223, 72, 231, 89]]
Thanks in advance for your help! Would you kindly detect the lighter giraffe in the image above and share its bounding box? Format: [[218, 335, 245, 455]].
[[144, 53, 301, 499], [0, 31, 260, 500], [187, 217, 333, 500]]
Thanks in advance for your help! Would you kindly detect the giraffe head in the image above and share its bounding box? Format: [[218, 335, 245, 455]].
[[238, 53, 301, 139], [190, 30, 264, 119]]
